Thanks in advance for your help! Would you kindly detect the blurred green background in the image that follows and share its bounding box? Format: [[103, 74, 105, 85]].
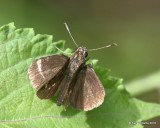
[[0, 0, 160, 127]]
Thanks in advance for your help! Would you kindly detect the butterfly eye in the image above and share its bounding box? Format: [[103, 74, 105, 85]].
[[85, 52, 88, 58]]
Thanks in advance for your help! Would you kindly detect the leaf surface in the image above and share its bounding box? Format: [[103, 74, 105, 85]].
[[0, 23, 159, 128]]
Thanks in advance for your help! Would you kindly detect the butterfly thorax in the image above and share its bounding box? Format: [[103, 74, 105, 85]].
[[69, 47, 88, 76]]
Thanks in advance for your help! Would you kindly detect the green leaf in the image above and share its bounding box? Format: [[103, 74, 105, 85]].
[[0, 23, 160, 128], [126, 71, 160, 96]]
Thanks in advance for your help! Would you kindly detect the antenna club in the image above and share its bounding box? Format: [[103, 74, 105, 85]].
[[111, 43, 118, 46]]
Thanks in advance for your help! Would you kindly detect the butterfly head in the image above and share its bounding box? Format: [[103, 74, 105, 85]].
[[76, 46, 88, 58], [70, 46, 88, 65]]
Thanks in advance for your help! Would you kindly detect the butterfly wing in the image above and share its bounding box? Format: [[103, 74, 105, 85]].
[[70, 65, 105, 111], [28, 55, 69, 89], [36, 68, 67, 99]]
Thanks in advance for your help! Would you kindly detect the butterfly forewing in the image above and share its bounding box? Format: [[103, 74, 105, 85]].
[[70, 65, 105, 111], [28, 55, 69, 89]]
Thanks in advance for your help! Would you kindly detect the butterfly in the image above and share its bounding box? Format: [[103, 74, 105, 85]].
[[28, 23, 116, 111]]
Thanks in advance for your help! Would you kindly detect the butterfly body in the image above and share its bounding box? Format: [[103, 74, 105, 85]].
[[28, 46, 105, 111], [57, 47, 87, 106]]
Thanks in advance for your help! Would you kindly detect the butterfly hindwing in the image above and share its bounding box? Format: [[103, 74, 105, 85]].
[[36, 68, 66, 99], [70, 65, 105, 111]]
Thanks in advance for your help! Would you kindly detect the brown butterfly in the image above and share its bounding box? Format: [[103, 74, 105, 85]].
[[28, 23, 117, 111]]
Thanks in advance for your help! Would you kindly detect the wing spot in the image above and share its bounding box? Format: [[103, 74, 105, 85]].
[[52, 83, 55, 87]]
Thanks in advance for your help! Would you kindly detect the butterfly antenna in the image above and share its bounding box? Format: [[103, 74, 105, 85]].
[[53, 44, 72, 55], [64, 23, 79, 47], [88, 43, 117, 51]]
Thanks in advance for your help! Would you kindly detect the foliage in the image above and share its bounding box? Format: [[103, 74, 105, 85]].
[[0, 23, 160, 128]]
